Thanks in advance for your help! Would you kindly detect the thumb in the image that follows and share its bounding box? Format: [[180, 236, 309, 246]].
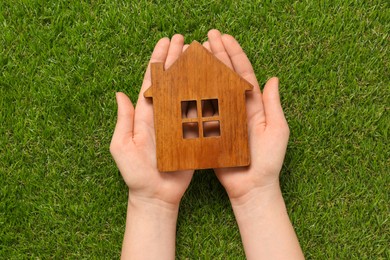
[[112, 92, 135, 140], [262, 77, 288, 129]]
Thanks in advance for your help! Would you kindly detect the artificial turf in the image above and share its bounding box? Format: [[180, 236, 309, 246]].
[[1, 0, 389, 258]]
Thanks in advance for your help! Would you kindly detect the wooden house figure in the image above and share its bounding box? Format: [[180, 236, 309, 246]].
[[144, 41, 253, 172]]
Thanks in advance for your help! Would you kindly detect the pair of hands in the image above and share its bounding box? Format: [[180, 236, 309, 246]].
[[110, 29, 290, 210]]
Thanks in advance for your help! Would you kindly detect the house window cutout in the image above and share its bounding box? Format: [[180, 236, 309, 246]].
[[182, 122, 199, 139], [181, 100, 197, 118], [202, 99, 219, 116], [203, 120, 221, 137], [182, 99, 221, 139]]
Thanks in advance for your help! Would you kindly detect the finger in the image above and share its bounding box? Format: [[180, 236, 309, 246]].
[[202, 41, 211, 52], [262, 77, 288, 128], [112, 92, 135, 142], [207, 29, 233, 69], [203, 41, 221, 117], [203, 120, 221, 137], [183, 100, 198, 141], [201, 100, 214, 117], [134, 38, 170, 134], [221, 34, 265, 126], [138, 37, 170, 97], [182, 44, 189, 53], [179, 44, 191, 118], [211, 99, 219, 115], [165, 34, 184, 69], [186, 100, 198, 118], [221, 34, 259, 90], [181, 100, 188, 118], [183, 122, 199, 139]]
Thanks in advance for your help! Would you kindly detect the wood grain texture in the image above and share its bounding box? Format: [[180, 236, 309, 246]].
[[144, 41, 253, 172]]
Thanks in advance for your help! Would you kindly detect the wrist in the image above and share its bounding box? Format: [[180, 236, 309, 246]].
[[128, 193, 180, 217], [229, 184, 304, 259], [230, 183, 287, 220], [121, 194, 179, 259]]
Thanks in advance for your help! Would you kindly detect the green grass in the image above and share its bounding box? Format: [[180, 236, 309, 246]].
[[1, 0, 389, 258]]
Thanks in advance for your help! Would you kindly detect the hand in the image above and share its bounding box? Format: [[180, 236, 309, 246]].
[[204, 30, 290, 203], [204, 29, 303, 260], [111, 35, 196, 259], [110, 35, 194, 208]]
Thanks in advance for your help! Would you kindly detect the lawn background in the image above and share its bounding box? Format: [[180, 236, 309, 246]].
[[1, 0, 389, 258]]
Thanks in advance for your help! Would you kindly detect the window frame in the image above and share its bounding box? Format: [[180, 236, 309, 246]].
[[181, 98, 221, 139]]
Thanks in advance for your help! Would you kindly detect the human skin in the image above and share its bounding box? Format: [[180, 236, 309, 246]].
[[204, 29, 304, 259], [110, 34, 194, 259], [110, 30, 304, 259]]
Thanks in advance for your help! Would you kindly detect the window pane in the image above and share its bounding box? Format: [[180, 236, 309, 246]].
[[203, 120, 220, 137], [201, 99, 218, 117], [181, 100, 198, 118], [182, 122, 199, 139]]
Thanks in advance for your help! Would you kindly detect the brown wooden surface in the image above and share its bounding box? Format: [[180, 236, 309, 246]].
[[144, 41, 253, 172]]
